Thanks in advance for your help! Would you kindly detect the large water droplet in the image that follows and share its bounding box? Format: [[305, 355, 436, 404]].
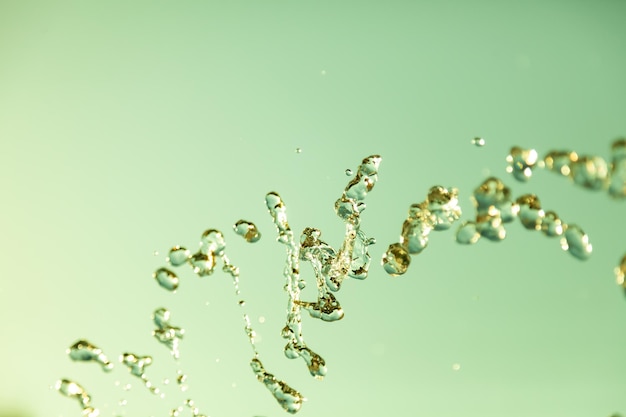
[[167, 246, 191, 267], [570, 155, 609, 190], [153, 268, 179, 291], [67, 340, 113, 372], [560, 224, 592, 260], [190, 251, 215, 276], [516, 194, 544, 230], [541, 211, 564, 237], [382, 243, 410, 276], [456, 221, 481, 244], [233, 220, 261, 243]]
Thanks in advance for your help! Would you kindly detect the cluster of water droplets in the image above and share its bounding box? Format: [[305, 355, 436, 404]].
[[57, 141, 626, 416], [455, 177, 592, 260], [382, 186, 462, 276], [506, 138, 626, 198]]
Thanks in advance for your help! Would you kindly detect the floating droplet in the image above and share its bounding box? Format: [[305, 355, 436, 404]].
[[452, 363, 461, 371], [506, 147, 538, 182], [153, 268, 179, 291], [471, 137, 485, 147], [570, 155, 609, 190], [67, 340, 113, 372], [345, 168, 353, 176], [544, 150, 575, 177], [233, 220, 261, 243], [55, 379, 100, 416], [541, 211, 564, 237], [238, 300, 246, 306], [382, 243, 410, 276], [167, 246, 191, 267], [560, 224, 592, 260], [121, 353, 153, 377], [190, 251, 215, 276], [152, 308, 185, 359], [616, 254, 626, 289], [609, 138, 626, 198], [295, 147, 302, 153], [250, 358, 305, 414], [200, 229, 226, 257], [425, 186, 462, 231], [516, 194, 544, 230], [456, 221, 481, 244]]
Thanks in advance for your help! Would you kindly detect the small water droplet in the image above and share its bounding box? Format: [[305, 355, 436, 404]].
[[615, 254, 626, 289], [238, 300, 246, 306], [55, 379, 99, 416], [153, 268, 179, 291], [167, 246, 191, 267], [345, 168, 353, 176], [471, 137, 485, 147], [452, 363, 461, 371], [295, 147, 302, 153], [506, 147, 538, 182], [152, 308, 185, 359], [258, 316, 266, 323]]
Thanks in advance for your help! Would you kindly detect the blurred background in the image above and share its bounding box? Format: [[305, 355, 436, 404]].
[[1, 1, 625, 416]]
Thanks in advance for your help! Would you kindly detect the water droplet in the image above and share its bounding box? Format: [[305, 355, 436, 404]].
[[153, 268, 179, 291], [456, 221, 481, 244], [190, 251, 215, 277], [570, 155, 610, 190], [382, 243, 411, 276], [345, 168, 353, 176], [609, 138, 626, 198], [516, 194, 544, 230], [452, 363, 461, 371], [238, 300, 246, 306], [55, 379, 100, 416], [471, 137, 485, 147], [152, 308, 185, 359], [544, 150, 575, 177], [615, 254, 626, 289], [560, 224, 592, 260], [67, 340, 114, 372], [233, 220, 262, 243], [295, 147, 302, 153], [258, 316, 266, 323], [167, 246, 191, 267], [506, 147, 538, 182], [250, 358, 305, 414], [425, 186, 462, 231], [541, 211, 564, 237], [119, 399, 127, 406], [200, 229, 226, 257]]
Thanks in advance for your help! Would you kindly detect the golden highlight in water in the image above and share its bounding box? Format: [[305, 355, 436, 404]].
[[57, 144, 624, 416]]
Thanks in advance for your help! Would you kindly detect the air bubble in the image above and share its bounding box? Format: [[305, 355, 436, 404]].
[[233, 220, 261, 243], [167, 246, 191, 267], [67, 340, 113, 372], [560, 224, 592, 260], [153, 268, 179, 291]]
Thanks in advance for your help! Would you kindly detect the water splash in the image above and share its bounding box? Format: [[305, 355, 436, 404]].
[[250, 357, 305, 414]]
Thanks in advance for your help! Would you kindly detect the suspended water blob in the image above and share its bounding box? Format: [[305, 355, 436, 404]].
[[233, 219, 262, 243], [67, 339, 114, 372]]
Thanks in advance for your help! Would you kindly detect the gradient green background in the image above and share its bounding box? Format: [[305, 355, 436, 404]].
[[1, 1, 625, 416]]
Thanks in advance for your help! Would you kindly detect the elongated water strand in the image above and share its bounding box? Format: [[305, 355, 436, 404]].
[[250, 358, 305, 414], [55, 379, 100, 417], [67, 340, 113, 372], [152, 308, 185, 359], [121, 353, 162, 396]]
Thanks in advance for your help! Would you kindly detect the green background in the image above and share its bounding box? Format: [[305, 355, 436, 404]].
[[1, 1, 625, 416]]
